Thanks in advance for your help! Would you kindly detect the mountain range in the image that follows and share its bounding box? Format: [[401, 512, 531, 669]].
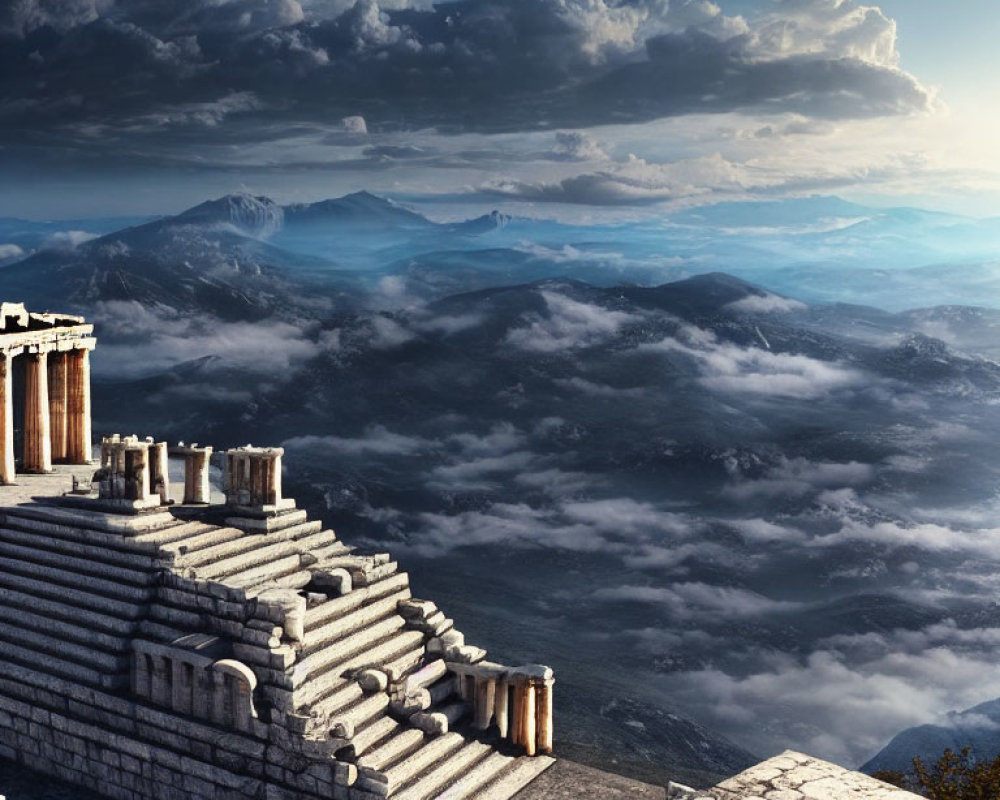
[[6, 190, 1000, 784]]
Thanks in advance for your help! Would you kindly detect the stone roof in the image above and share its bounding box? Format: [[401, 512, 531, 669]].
[[709, 751, 922, 800]]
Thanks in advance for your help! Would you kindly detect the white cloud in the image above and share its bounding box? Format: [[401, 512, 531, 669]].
[[554, 377, 645, 398], [283, 425, 430, 456], [90, 301, 322, 377], [593, 582, 804, 621], [749, 0, 901, 67], [725, 293, 807, 314], [369, 315, 415, 349], [396, 494, 703, 561], [0, 244, 24, 259], [506, 290, 638, 352], [43, 229, 99, 250], [485, 153, 767, 205], [642, 329, 867, 399], [727, 517, 807, 544], [660, 620, 1000, 767], [549, 131, 610, 162], [724, 457, 876, 500], [810, 520, 1000, 560]]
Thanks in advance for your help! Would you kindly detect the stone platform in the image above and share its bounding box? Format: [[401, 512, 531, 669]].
[[0, 463, 95, 506]]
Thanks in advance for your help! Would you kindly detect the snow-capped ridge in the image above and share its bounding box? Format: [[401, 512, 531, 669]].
[[175, 193, 284, 238]]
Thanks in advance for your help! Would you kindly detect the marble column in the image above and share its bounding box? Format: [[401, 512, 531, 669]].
[[66, 347, 92, 464], [536, 679, 554, 754], [183, 447, 212, 504], [48, 351, 68, 463], [148, 440, 170, 504], [267, 450, 282, 505], [23, 351, 52, 473], [521, 682, 537, 756], [0, 351, 13, 484], [124, 444, 150, 502]]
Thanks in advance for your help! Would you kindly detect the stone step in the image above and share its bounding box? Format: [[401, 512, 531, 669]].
[[349, 632, 427, 683], [2, 505, 178, 537], [351, 716, 403, 758], [432, 751, 515, 800], [0, 600, 130, 652], [0, 538, 153, 587], [0, 524, 160, 569], [190, 526, 335, 583], [193, 537, 297, 580], [225, 508, 308, 533], [160, 526, 246, 560], [381, 646, 427, 685], [330, 692, 391, 735], [357, 729, 426, 773], [294, 616, 408, 686], [239, 568, 314, 594], [303, 589, 411, 656], [469, 756, 556, 800], [304, 679, 363, 718], [393, 740, 494, 800], [275, 519, 326, 541], [289, 527, 342, 554], [296, 630, 426, 709], [311, 541, 356, 563], [0, 587, 137, 637], [0, 634, 115, 686], [0, 556, 151, 603], [0, 619, 127, 673], [173, 530, 275, 569], [356, 562, 400, 587], [380, 733, 467, 795], [0, 572, 143, 620], [223, 554, 304, 590], [137, 619, 188, 644], [132, 520, 228, 546], [305, 573, 411, 631]]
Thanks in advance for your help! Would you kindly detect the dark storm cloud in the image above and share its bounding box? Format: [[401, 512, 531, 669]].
[[0, 0, 931, 162]]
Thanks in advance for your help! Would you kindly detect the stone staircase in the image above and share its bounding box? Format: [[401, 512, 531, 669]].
[[0, 504, 163, 690], [0, 497, 555, 800]]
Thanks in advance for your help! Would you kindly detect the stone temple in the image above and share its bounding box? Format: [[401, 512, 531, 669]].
[[0, 305, 923, 800]]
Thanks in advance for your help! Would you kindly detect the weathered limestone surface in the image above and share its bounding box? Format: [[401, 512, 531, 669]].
[[709, 751, 922, 800]]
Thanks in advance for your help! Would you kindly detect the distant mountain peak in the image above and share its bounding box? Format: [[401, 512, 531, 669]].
[[446, 209, 512, 236], [175, 193, 284, 237], [283, 191, 431, 229]]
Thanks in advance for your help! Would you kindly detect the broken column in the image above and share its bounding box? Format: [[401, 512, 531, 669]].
[[97, 435, 156, 505], [123, 440, 150, 502], [23, 350, 52, 473], [447, 661, 553, 755], [225, 445, 287, 510], [173, 444, 212, 504], [66, 346, 92, 464], [511, 665, 554, 755], [147, 439, 171, 504], [0, 350, 13, 484], [47, 351, 68, 462]]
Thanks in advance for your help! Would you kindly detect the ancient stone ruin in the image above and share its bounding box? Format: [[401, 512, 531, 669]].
[[0, 302, 94, 483], [0, 306, 923, 800]]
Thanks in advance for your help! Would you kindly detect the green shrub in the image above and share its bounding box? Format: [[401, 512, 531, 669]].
[[873, 746, 1000, 799]]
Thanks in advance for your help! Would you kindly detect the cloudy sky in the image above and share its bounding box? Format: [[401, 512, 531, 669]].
[[1, 0, 997, 220]]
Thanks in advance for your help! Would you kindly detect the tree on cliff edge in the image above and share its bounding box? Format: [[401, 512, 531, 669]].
[[873, 746, 1000, 799]]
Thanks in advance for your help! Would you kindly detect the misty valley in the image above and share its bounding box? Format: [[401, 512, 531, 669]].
[[5, 191, 1000, 789]]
